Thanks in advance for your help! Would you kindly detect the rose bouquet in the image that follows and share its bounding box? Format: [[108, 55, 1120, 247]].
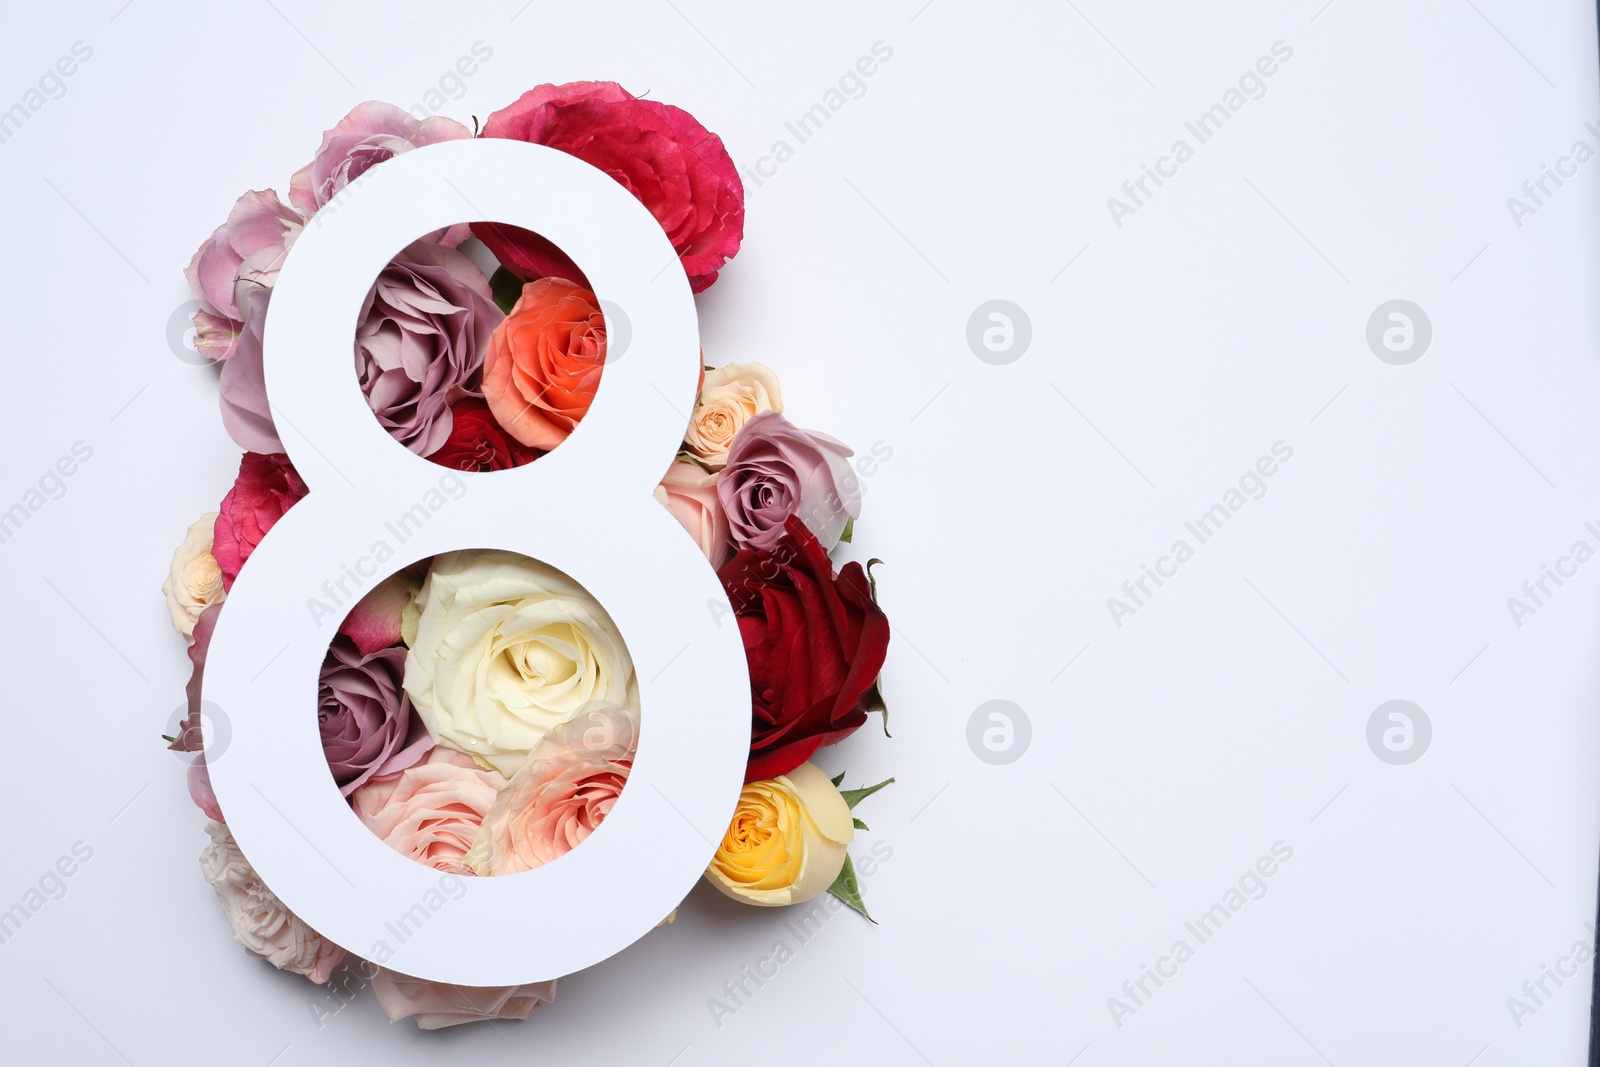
[[162, 83, 894, 1029]]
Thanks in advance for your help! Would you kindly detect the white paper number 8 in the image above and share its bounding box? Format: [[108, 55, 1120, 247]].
[[201, 139, 750, 987]]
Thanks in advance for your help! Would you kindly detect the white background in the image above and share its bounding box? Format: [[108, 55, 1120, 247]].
[[1, 1, 1598, 1064]]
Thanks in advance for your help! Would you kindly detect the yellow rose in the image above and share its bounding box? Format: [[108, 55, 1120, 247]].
[[706, 762, 853, 906]]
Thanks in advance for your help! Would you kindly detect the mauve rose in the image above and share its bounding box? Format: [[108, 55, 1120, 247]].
[[319, 636, 433, 797], [463, 706, 637, 876], [476, 81, 744, 293], [718, 412, 862, 552], [185, 189, 303, 325], [355, 241, 503, 456], [371, 970, 557, 1029], [290, 102, 471, 220], [218, 286, 283, 454], [168, 602, 221, 754], [427, 398, 541, 471], [720, 518, 890, 782], [350, 748, 505, 874], [212, 452, 308, 592], [188, 754, 223, 822]]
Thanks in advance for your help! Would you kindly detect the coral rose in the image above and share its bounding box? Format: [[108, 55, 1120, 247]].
[[705, 762, 853, 906], [480, 278, 606, 452]]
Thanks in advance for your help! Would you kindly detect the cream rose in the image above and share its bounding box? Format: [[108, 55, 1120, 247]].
[[652, 459, 732, 568], [371, 969, 557, 1029], [683, 362, 783, 469], [705, 762, 853, 906], [402, 550, 637, 776], [162, 512, 224, 642], [198, 820, 345, 983]]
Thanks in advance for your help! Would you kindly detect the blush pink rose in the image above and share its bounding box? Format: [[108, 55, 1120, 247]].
[[350, 748, 505, 874], [463, 706, 636, 876], [187, 754, 223, 822], [476, 81, 744, 293], [212, 452, 308, 592], [290, 101, 471, 220], [370, 970, 557, 1029], [652, 459, 731, 568]]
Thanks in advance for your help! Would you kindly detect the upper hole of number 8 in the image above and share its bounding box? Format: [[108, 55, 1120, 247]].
[[354, 222, 611, 472]]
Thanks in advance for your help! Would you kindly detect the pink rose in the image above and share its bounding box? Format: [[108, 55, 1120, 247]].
[[350, 748, 505, 874], [212, 452, 308, 592], [290, 101, 471, 219], [476, 81, 744, 293], [184, 189, 304, 324], [370, 969, 556, 1029], [463, 706, 636, 876], [187, 754, 223, 822], [652, 459, 732, 568], [192, 309, 241, 363], [218, 287, 282, 454]]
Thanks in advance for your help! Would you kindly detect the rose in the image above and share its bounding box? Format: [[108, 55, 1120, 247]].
[[475, 81, 744, 293], [184, 188, 303, 329], [168, 603, 220, 754], [354, 241, 503, 456], [187, 754, 223, 822], [349, 748, 505, 874], [684, 362, 783, 469], [199, 820, 345, 983], [371, 970, 557, 1030], [319, 636, 433, 797], [403, 550, 637, 776], [211, 452, 308, 591], [428, 398, 540, 472], [191, 310, 241, 363], [463, 705, 637, 876], [719, 517, 890, 781], [653, 459, 732, 568], [480, 278, 605, 451], [718, 412, 861, 553], [290, 101, 471, 219], [338, 570, 418, 656], [705, 762, 853, 906], [162, 512, 224, 642], [218, 287, 282, 453]]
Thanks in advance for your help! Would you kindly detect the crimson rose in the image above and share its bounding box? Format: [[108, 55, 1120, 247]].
[[475, 81, 744, 293], [427, 398, 541, 471], [718, 516, 889, 782], [212, 452, 308, 591]]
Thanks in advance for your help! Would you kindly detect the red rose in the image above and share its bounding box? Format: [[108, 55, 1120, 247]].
[[475, 81, 744, 294], [427, 398, 541, 472], [718, 516, 890, 782], [212, 452, 308, 591]]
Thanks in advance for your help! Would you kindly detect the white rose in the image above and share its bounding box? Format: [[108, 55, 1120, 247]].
[[198, 821, 345, 984], [683, 362, 783, 469], [403, 550, 637, 776], [161, 512, 224, 642]]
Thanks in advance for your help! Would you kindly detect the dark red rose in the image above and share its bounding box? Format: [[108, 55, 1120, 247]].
[[427, 398, 541, 472], [718, 516, 890, 782], [475, 81, 745, 293], [212, 452, 308, 591]]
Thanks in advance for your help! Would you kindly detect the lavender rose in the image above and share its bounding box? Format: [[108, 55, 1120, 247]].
[[718, 412, 862, 552], [356, 241, 503, 456], [319, 636, 433, 796]]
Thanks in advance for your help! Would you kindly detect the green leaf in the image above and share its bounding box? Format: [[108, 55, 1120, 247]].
[[489, 266, 524, 315], [840, 777, 894, 810], [862, 678, 890, 737], [853, 817, 869, 830], [837, 517, 854, 544], [827, 854, 874, 922], [831, 771, 845, 787]]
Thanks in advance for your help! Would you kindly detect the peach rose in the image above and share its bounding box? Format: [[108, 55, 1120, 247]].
[[350, 748, 505, 874], [162, 512, 224, 642], [481, 278, 606, 451], [463, 706, 636, 876], [371, 969, 557, 1029], [684, 362, 783, 469], [652, 459, 732, 568]]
